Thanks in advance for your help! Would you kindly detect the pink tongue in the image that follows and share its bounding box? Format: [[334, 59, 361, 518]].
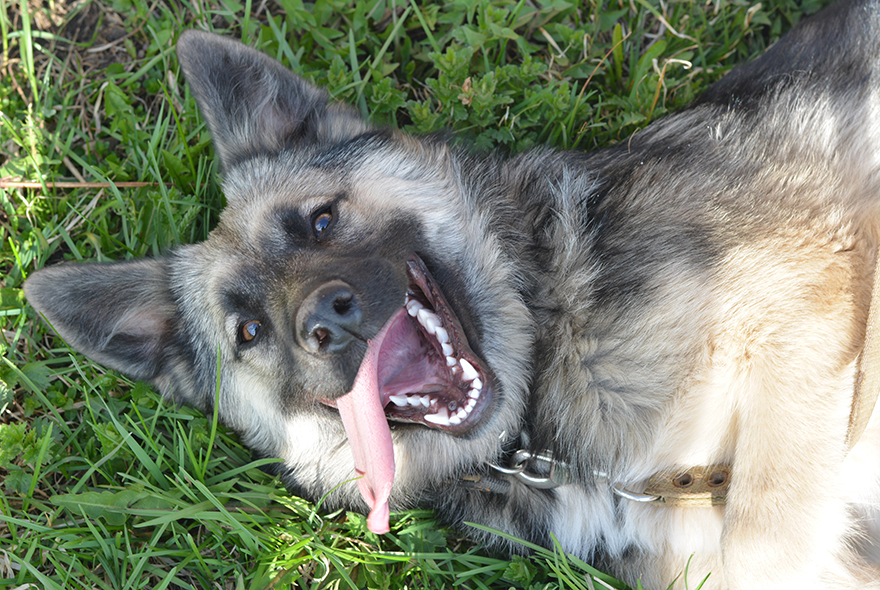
[[334, 313, 403, 534]]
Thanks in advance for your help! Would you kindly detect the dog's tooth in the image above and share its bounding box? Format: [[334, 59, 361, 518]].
[[466, 398, 477, 411], [441, 343, 454, 356], [434, 326, 448, 343], [448, 414, 462, 425], [407, 396, 421, 407], [468, 388, 480, 399], [424, 407, 449, 426], [389, 394, 408, 407], [420, 395, 430, 407], [471, 378, 482, 391], [446, 356, 457, 367], [455, 408, 468, 420], [406, 299, 423, 317], [459, 358, 478, 381], [418, 309, 441, 334], [427, 316, 442, 333]]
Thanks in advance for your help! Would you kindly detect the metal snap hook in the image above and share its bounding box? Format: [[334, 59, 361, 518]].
[[486, 449, 574, 489]]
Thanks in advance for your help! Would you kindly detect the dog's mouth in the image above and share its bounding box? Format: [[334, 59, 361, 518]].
[[321, 253, 494, 534], [320, 254, 493, 431], [376, 254, 493, 431]]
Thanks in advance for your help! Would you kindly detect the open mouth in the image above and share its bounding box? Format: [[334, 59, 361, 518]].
[[376, 254, 492, 431], [322, 253, 493, 533], [321, 254, 493, 432]]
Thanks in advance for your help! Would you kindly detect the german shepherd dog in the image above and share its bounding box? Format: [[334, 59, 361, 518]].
[[24, 0, 880, 587]]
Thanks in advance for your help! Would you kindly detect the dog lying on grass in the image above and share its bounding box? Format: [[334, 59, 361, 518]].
[[25, 0, 880, 587]]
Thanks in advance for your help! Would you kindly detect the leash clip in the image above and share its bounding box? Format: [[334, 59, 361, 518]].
[[488, 449, 573, 489]]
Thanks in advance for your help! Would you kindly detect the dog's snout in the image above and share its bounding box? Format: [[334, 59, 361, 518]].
[[296, 280, 363, 353]]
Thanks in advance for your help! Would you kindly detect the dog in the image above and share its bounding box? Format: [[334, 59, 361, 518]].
[[24, 0, 880, 587]]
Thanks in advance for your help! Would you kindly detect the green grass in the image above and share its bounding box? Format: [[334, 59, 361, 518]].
[[0, 0, 832, 588]]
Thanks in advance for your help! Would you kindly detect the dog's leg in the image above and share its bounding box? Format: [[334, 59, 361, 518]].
[[716, 243, 874, 588]]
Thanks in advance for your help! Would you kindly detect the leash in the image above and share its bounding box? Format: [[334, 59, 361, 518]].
[[480, 252, 880, 506]]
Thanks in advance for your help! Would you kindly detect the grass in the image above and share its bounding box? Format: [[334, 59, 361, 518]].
[[0, 0, 833, 588]]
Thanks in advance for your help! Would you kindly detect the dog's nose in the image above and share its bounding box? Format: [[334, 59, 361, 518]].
[[296, 280, 362, 353]]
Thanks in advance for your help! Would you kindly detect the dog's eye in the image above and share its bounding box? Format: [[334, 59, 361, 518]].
[[240, 320, 261, 343], [311, 204, 336, 239], [314, 212, 332, 235]]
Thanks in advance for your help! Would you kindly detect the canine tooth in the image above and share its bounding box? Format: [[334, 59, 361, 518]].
[[407, 396, 422, 407], [459, 359, 478, 381], [420, 395, 430, 407], [406, 299, 423, 317], [456, 408, 468, 420], [418, 309, 441, 334], [446, 356, 457, 367], [441, 343, 454, 356], [448, 415, 462, 425], [434, 326, 449, 343], [466, 399, 477, 411], [389, 394, 408, 407], [471, 378, 482, 391], [424, 407, 449, 426], [468, 388, 480, 399]]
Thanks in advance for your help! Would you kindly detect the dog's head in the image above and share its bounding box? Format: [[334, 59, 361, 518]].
[[24, 31, 533, 532]]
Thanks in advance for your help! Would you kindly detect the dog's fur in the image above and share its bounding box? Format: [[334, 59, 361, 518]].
[[24, 0, 880, 587]]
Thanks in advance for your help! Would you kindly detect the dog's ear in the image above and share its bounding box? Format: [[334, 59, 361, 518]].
[[24, 259, 177, 384], [176, 30, 368, 171]]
